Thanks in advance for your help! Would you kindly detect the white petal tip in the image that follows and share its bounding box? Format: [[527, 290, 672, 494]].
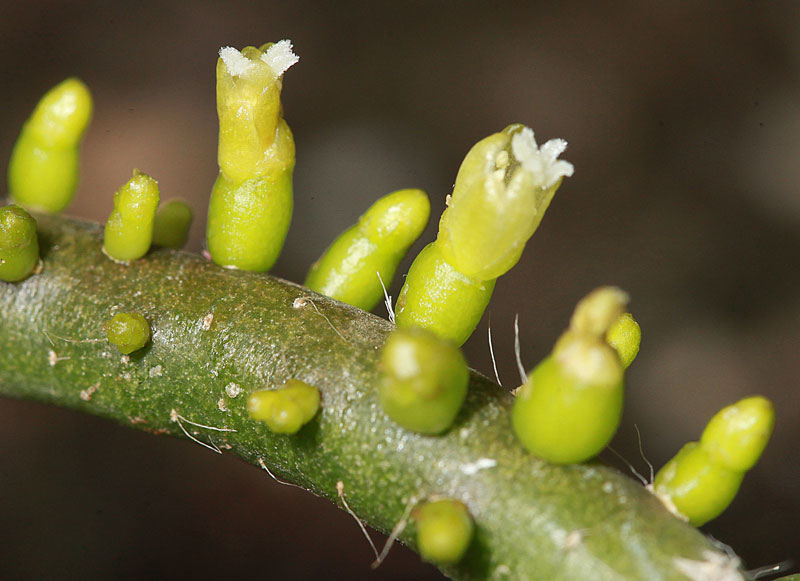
[[261, 39, 299, 77], [511, 127, 574, 189], [218, 46, 254, 77]]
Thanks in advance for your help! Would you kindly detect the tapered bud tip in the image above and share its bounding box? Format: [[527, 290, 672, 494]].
[[570, 286, 629, 338], [606, 312, 641, 369], [510, 126, 574, 190], [700, 396, 775, 472]]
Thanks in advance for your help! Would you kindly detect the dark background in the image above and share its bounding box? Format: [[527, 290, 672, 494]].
[[1, 1, 799, 579]]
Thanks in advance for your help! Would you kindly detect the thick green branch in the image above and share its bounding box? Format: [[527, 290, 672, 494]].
[[0, 215, 743, 580]]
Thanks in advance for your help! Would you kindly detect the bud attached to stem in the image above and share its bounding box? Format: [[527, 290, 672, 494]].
[[396, 125, 572, 346], [8, 78, 93, 213], [512, 287, 628, 464], [207, 41, 298, 271]]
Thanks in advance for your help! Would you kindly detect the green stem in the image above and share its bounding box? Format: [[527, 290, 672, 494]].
[[0, 214, 742, 580]]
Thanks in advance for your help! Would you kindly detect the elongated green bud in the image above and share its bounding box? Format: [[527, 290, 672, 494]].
[[700, 396, 774, 472], [8, 78, 92, 213], [395, 124, 571, 346], [438, 124, 573, 281], [653, 396, 774, 526], [379, 327, 469, 435], [512, 287, 627, 464], [0, 205, 39, 282], [395, 242, 495, 346], [152, 199, 193, 249], [305, 188, 430, 310], [605, 312, 641, 369], [103, 170, 160, 263], [247, 379, 320, 434], [105, 312, 151, 354], [206, 41, 298, 271], [414, 499, 474, 565]]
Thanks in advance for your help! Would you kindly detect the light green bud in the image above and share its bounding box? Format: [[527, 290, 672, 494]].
[[512, 287, 628, 464], [247, 379, 320, 434], [395, 242, 495, 347], [152, 199, 193, 249], [605, 312, 641, 369], [8, 78, 93, 213], [103, 170, 160, 263], [699, 396, 774, 472], [653, 442, 743, 527], [305, 188, 430, 310], [0, 205, 39, 282], [105, 312, 151, 355], [437, 124, 573, 281], [414, 499, 474, 565], [207, 42, 298, 271], [379, 327, 469, 435]]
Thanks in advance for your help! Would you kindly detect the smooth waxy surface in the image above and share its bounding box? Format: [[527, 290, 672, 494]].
[[512, 352, 623, 464], [653, 443, 744, 527], [700, 396, 774, 472], [605, 312, 641, 369], [247, 379, 320, 434], [305, 188, 430, 311], [8, 78, 92, 213], [378, 327, 468, 434], [103, 170, 160, 263], [0, 205, 39, 282], [395, 242, 495, 346], [0, 216, 744, 580], [437, 125, 573, 281], [207, 42, 297, 272], [513, 287, 627, 463], [414, 500, 474, 565], [152, 199, 193, 249], [654, 396, 774, 526], [105, 312, 151, 354]]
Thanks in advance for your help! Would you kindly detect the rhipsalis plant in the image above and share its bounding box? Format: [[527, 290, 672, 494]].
[[0, 39, 783, 580]]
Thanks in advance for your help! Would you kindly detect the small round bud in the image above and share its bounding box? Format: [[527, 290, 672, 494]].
[[605, 312, 641, 369], [414, 499, 473, 565], [379, 327, 469, 434], [0, 205, 39, 282], [105, 312, 151, 354], [248, 379, 320, 434]]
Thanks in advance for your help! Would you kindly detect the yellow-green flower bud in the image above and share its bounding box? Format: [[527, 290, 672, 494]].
[[305, 188, 430, 311], [414, 499, 474, 565], [206, 41, 298, 271], [105, 312, 151, 355], [653, 396, 774, 526], [512, 287, 627, 464], [247, 379, 320, 434], [379, 327, 469, 435], [103, 170, 160, 263], [700, 396, 774, 472], [605, 312, 641, 369], [437, 124, 573, 281], [0, 205, 39, 282], [653, 443, 744, 527], [395, 242, 495, 347], [152, 199, 193, 249], [8, 78, 93, 213]]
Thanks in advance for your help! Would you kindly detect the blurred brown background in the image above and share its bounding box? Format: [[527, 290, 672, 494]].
[[1, 1, 799, 579]]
